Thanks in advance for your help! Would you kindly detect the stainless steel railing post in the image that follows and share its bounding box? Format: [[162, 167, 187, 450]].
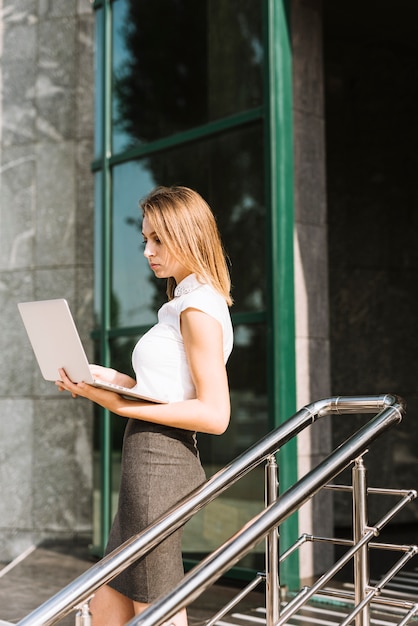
[[265, 454, 280, 626], [352, 455, 370, 626], [75, 598, 92, 626]]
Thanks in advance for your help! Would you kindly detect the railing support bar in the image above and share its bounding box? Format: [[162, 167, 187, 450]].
[[352, 455, 370, 626], [265, 454, 280, 626], [205, 574, 264, 626], [74, 598, 92, 626], [398, 604, 418, 626]]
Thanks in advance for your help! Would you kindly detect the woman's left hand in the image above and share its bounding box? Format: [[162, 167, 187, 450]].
[[55, 368, 118, 407]]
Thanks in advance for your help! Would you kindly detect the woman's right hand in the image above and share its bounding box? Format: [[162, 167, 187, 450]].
[[89, 364, 118, 383], [89, 364, 137, 389]]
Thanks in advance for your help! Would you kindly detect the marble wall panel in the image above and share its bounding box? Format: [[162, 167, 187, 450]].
[[34, 267, 77, 304], [0, 271, 34, 396], [78, 0, 93, 16], [1, 61, 37, 147], [0, 530, 38, 564], [2, 0, 37, 21], [75, 140, 94, 266], [75, 264, 95, 351], [39, 0, 77, 19], [32, 396, 92, 531], [0, 399, 34, 528], [35, 141, 76, 267], [0, 146, 36, 270], [1, 3, 37, 146], [72, 405, 94, 530], [0, 0, 95, 560], [75, 15, 94, 140], [2, 14, 37, 62], [37, 17, 77, 141]]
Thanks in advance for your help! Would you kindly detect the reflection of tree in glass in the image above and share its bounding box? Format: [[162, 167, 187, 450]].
[[113, 0, 262, 145], [114, 0, 206, 144], [114, 0, 265, 313]]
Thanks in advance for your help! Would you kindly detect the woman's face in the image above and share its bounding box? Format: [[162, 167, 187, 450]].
[[142, 215, 190, 284]]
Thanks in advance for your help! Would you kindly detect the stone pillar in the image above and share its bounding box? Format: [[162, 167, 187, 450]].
[[0, 0, 94, 561], [291, 0, 333, 581]]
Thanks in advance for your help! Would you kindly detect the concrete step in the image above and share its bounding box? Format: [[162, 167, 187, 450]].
[[0, 542, 264, 625], [228, 605, 406, 625], [1, 544, 416, 625], [215, 568, 418, 626]]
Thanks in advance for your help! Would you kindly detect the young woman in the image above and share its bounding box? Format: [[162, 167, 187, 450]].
[[56, 185, 233, 626]]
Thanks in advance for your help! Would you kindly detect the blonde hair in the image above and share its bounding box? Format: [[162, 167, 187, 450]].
[[140, 186, 232, 306]]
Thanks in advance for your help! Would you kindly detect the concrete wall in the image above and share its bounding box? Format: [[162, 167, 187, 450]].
[[0, 0, 94, 561], [292, 0, 334, 580]]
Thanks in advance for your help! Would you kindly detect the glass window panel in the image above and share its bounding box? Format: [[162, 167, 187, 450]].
[[112, 0, 263, 152], [198, 323, 268, 469], [111, 163, 166, 329], [111, 124, 265, 327], [183, 322, 268, 570], [109, 334, 138, 384]]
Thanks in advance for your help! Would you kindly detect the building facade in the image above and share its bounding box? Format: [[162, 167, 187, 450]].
[[0, 0, 95, 558], [1, 0, 417, 589]]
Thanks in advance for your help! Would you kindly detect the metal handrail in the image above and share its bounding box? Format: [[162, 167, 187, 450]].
[[125, 399, 405, 626], [14, 394, 402, 626], [275, 491, 417, 626]]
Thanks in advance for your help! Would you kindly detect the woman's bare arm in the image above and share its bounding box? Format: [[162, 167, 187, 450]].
[[56, 309, 230, 435]]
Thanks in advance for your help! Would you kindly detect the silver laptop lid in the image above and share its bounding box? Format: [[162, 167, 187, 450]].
[[18, 299, 94, 383]]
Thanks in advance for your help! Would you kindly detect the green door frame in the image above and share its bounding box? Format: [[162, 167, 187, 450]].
[[264, 0, 299, 589], [97, 0, 113, 549]]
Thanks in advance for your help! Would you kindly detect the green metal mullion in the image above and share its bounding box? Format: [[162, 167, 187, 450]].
[[231, 311, 266, 326], [91, 311, 267, 342], [264, 0, 299, 589], [106, 107, 263, 168], [99, 0, 113, 552]]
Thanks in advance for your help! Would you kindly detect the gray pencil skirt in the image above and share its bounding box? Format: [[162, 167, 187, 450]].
[[105, 419, 206, 604]]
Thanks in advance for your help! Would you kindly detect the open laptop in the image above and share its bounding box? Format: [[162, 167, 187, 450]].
[[18, 298, 167, 403]]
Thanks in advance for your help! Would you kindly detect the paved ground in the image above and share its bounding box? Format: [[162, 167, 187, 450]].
[[0, 541, 264, 625], [2, 530, 416, 625]]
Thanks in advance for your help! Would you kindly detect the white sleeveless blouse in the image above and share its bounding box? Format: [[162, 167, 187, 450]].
[[131, 274, 233, 403]]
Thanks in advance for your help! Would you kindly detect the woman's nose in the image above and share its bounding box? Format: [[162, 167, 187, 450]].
[[144, 242, 154, 257]]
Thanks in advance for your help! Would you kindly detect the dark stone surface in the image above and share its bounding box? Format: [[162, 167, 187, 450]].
[[324, 0, 418, 526]]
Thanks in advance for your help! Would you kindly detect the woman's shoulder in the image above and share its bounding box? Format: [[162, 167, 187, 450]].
[[181, 281, 228, 312], [159, 275, 230, 323]]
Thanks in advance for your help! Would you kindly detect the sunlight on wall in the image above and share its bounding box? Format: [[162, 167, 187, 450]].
[[294, 231, 314, 580]]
